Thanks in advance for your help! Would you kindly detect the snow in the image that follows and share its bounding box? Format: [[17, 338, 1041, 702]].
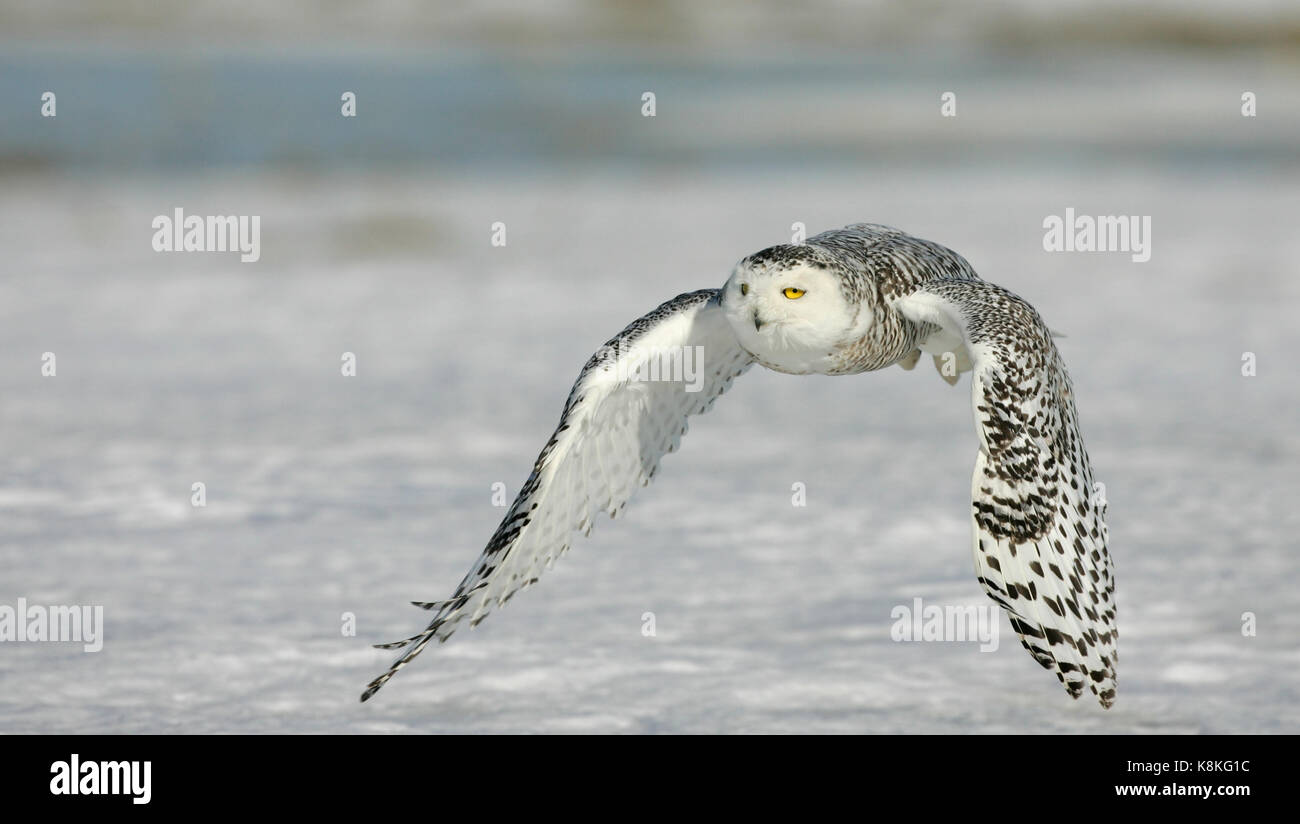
[[0, 46, 1297, 733]]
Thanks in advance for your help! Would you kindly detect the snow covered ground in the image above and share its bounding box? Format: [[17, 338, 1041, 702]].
[[1, 165, 1296, 734], [0, 37, 1297, 732]]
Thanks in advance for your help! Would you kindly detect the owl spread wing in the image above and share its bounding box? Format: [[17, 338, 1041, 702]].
[[895, 279, 1117, 707], [362, 289, 753, 701]]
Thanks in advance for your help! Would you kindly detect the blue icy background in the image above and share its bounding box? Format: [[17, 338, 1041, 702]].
[[0, 2, 1297, 732]]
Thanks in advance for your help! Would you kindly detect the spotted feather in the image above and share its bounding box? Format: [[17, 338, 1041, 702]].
[[895, 280, 1116, 707]]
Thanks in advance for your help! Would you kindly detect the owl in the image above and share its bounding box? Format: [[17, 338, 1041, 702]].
[[362, 224, 1116, 709]]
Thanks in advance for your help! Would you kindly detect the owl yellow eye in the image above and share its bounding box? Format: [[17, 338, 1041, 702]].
[[783, 287, 806, 299], [739, 283, 749, 296]]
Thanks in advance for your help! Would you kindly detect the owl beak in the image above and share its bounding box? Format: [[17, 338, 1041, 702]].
[[753, 312, 765, 331]]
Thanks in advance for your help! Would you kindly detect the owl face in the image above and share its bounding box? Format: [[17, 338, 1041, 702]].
[[721, 247, 861, 375]]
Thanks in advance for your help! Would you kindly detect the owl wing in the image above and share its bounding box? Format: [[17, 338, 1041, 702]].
[[362, 289, 753, 701], [895, 279, 1117, 708]]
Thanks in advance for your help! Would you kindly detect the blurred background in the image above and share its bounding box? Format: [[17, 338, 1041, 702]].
[[0, 2, 1297, 733]]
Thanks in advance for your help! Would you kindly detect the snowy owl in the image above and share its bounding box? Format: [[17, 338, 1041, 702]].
[[362, 223, 1117, 708]]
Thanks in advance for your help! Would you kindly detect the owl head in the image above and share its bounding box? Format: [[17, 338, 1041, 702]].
[[721, 244, 864, 375]]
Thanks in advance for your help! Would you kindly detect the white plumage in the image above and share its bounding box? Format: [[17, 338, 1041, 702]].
[[362, 224, 1116, 709]]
